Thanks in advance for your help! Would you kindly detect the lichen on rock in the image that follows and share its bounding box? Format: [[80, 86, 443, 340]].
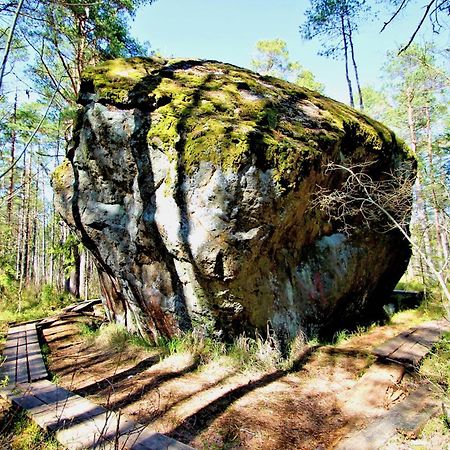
[[54, 56, 415, 343]]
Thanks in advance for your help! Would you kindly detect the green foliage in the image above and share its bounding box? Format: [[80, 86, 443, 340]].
[[50, 232, 82, 276], [24, 0, 157, 103], [420, 415, 450, 440], [78, 321, 101, 338], [0, 407, 60, 450], [251, 39, 324, 92], [360, 86, 390, 121], [295, 69, 325, 92], [395, 278, 425, 292], [128, 333, 153, 350], [395, 278, 448, 320], [0, 263, 17, 294], [40, 343, 50, 367], [251, 39, 300, 78], [10, 410, 60, 450], [332, 329, 351, 344], [0, 374, 9, 388], [0, 283, 72, 323]]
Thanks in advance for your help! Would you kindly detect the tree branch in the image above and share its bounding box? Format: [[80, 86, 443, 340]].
[[316, 163, 450, 315], [21, 32, 72, 103], [0, 0, 24, 91], [380, 0, 408, 33], [399, 0, 435, 53]]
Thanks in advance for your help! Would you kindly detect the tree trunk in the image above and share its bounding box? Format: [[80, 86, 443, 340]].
[[346, 17, 364, 110], [405, 88, 432, 279], [425, 105, 448, 263], [22, 149, 32, 286], [406, 89, 417, 155], [340, 14, 354, 107], [64, 235, 81, 298], [7, 91, 17, 223]]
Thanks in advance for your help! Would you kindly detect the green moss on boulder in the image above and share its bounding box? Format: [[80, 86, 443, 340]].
[[51, 158, 72, 192], [80, 57, 408, 190]]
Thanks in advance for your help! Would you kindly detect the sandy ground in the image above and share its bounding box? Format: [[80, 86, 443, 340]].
[[38, 312, 438, 450]]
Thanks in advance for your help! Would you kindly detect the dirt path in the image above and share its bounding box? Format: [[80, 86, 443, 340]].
[[40, 313, 446, 449]]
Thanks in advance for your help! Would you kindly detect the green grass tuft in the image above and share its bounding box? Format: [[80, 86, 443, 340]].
[[78, 321, 101, 339], [84, 322, 155, 355], [420, 332, 450, 394], [156, 328, 310, 372], [0, 408, 61, 450]]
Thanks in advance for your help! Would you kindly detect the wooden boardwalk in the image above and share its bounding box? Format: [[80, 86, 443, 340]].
[[336, 383, 441, 450], [373, 318, 450, 367], [38, 299, 103, 328], [335, 318, 450, 449], [7, 380, 192, 449], [0, 322, 48, 385], [0, 308, 193, 449]]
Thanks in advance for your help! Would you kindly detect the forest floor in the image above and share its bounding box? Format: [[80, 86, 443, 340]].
[[35, 309, 450, 450]]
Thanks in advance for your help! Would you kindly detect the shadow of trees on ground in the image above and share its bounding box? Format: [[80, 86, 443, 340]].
[[166, 345, 319, 443]]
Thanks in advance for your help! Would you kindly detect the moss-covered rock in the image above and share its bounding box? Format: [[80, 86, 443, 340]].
[[80, 57, 408, 191], [55, 57, 415, 343]]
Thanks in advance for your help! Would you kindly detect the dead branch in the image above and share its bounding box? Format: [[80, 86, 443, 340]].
[[312, 162, 450, 313]]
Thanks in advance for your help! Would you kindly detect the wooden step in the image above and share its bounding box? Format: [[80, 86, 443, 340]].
[[373, 319, 450, 367]]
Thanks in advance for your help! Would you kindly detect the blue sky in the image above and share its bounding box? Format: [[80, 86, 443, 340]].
[[131, 0, 447, 103]]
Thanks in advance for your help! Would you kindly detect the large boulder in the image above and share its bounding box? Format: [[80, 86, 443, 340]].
[[53, 57, 414, 342]]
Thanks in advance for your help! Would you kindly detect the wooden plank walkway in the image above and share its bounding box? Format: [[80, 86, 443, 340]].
[[335, 383, 441, 450], [335, 319, 450, 449], [63, 298, 102, 314], [373, 319, 450, 367], [0, 319, 193, 449], [8, 380, 192, 449], [39, 299, 102, 328], [0, 322, 48, 385]]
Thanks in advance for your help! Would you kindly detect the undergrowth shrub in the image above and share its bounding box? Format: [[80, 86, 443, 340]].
[[0, 282, 72, 323], [396, 278, 425, 292], [158, 330, 226, 364], [157, 328, 309, 372]]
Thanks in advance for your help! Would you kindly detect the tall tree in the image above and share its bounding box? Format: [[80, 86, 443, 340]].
[[23, 0, 155, 105], [365, 44, 449, 292], [300, 0, 367, 108], [0, 0, 156, 303]]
